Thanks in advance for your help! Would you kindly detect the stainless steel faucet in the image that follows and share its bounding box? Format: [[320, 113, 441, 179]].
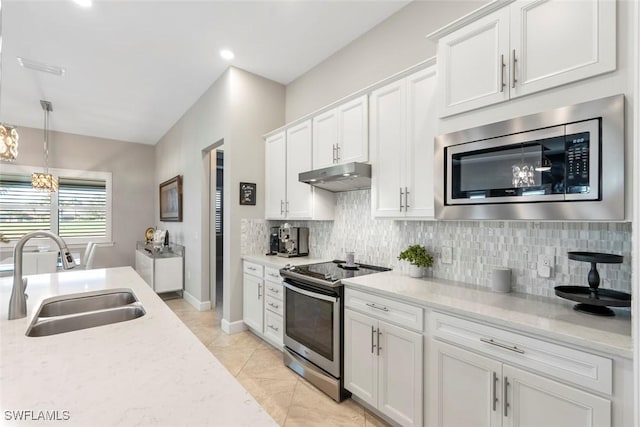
[[8, 231, 76, 320]]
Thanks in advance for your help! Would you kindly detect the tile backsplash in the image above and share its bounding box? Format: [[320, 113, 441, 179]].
[[241, 190, 632, 297]]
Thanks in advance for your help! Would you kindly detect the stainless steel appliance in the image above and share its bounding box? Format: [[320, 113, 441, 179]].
[[435, 95, 624, 220], [280, 261, 390, 402], [268, 226, 280, 255], [277, 224, 309, 258], [299, 162, 372, 192]]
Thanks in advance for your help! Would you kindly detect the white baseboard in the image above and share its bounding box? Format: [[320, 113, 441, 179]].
[[221, 319, 247, 334], [183, 290, 212, 311]]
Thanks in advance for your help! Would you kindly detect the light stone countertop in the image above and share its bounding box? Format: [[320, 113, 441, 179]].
[[342, 271, 632, 359], [0, 267, 277, 427], [242, 254, 331, 269]]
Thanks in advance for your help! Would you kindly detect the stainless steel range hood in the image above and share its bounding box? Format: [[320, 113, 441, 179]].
[[298, 162, 371, 192]]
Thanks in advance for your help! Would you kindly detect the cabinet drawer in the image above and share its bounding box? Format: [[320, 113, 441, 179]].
[[243, 261, 263, 278], [265, 281, 283, 301], [265, 266, 282, 283], [264, 310, 283, 347], [265, 295, 283, 316], [430, 312, 612, 395], [345, 288, 423, 332]]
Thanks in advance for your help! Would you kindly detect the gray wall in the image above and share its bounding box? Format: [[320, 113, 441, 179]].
[[1, 126, 155, 267], [155, 66, 285, 325], [285, 1, 484, 122]]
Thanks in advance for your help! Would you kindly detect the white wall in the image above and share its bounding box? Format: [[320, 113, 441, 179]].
[[155, 66, 285, 324], [0, 127, 155, 267], [285, 1, 484, 122]]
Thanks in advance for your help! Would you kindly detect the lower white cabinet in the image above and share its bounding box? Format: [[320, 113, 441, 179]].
[[242, 261, 284, 349], [430, 330, 612, 427], [344, 292, 423, 427], [242, 273, 263, 332], [134, 245, 184, 293]]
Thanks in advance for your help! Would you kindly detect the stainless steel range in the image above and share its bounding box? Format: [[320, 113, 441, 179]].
[[280, 260, 390, 402]]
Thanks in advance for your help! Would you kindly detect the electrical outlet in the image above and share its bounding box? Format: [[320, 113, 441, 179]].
[[537, 255, 554, 278], [442, 246, 453, 264]]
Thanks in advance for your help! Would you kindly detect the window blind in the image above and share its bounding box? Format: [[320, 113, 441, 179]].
[[0, 175, 52, 239], [58, 178, 107, 238]]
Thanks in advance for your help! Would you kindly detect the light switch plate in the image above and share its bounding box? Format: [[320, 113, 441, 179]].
[[442, 247, 453, 264], [537, 255, 554, 278]]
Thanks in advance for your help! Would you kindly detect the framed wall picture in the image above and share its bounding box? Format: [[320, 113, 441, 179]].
[[240, 182, 256, 205], [159, 175, 183, 222]]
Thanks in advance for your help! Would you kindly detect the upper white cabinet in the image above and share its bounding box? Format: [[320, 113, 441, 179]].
[[313, 95, 368, 169], [265, 121, 335, 220], [370, 65, 437, 219], [436, 0, 616, 117]]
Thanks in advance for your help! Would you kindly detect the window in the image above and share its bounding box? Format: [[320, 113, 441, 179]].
[[0, 165, 112, 244]]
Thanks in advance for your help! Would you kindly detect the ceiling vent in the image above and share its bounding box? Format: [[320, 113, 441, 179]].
[[17, 57, 65, 76]]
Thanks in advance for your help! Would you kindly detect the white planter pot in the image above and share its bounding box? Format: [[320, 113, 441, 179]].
[[408, 264, 424, 278]]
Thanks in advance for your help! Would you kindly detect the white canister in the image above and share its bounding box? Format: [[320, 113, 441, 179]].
[[491, 268, 512, 293], [346, 252, 355, 267]]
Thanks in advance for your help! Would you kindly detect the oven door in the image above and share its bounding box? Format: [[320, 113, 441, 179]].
[[283, 280, 340, 378]]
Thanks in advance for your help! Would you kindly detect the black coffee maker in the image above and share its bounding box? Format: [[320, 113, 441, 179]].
[[268, 226, 280, 255]]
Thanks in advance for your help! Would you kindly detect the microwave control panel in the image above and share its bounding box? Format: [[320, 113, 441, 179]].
[[565, 131, 590, 194]]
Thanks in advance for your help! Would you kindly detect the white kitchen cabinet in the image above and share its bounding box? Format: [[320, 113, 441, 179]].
[[370, 65, 437, 219], [242, 261, 264, 332], [436, 0, 616, 117], [134, 243, 184, 293], [344, 290, 423, 427], [430, 340, 611, 427], [265, 121, 334, 220], [263, 266, 284, 348], [313, 95, 369, 169], [429, 312, 612, 427]]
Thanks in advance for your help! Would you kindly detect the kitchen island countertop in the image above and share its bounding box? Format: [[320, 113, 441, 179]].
[[342, 271, 632, 359], [0, 267, 276, 426]]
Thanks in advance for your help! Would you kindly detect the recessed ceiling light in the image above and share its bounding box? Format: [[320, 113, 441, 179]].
[[220, 49, 235, 61], [72, 0, 92, 7], [17, 57, 65, 76]]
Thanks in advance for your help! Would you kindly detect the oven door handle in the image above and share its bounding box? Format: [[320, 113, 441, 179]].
[[283, 282, 338, 303]]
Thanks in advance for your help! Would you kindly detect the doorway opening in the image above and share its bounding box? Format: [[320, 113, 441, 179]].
[[213, 150, 224, 312]]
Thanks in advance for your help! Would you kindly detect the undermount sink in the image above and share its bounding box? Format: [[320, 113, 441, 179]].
[[26, 289, 146, 337]]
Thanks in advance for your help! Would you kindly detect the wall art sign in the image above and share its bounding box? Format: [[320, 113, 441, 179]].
[[160, 175, 183, 222], [240, 182, 256, 205]]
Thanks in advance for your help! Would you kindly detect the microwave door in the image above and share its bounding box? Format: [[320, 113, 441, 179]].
[[564, 120, 600, 201], [446, 125, 566, 205]]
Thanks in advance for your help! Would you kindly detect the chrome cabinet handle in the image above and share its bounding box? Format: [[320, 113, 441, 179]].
[[248, 266, 257, 271], [500, 54, 506, 92], [511, 49, 517, 88], [504, 376, 510, 417], [377, 329, 382, 355], [268, 302, 279, 309], [286, 200, 289, 215], [399, 188, 404, 210], [365, 302, 389, 312], [268, 273, 280, 279], [336, 144, 341, 163], [480, 337, 524, 354], [258, 283, 262, 299], [280, 200, 284, 215], [268, 286, 280, 293], [492, 372, 498, 411], [371, 326, 376, 354], [404, 187, 410, 211], [268, 323, 279, 332]]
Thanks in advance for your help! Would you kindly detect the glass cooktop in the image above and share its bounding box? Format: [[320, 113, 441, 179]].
[[280, 260, 390, 287]]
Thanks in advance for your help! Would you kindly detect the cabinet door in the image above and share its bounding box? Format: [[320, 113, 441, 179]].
[[265, 132, 287, 219], [285, 120, 313, 219], [510, 0, 616, 99], [313, 109, 338, 169], [154, 256, 183, 293], [503, 365, 611, 427], [430, 340, 502, 427], [377, 320, 423, 427], [242, 273, 263, 332], [344, 309, 378, 407], [405, 66, 437, 219], [337, 95, 368, 164], [370, 79, 405, 218], [135, 250, 153, 288], [437, 7, 510, 117]]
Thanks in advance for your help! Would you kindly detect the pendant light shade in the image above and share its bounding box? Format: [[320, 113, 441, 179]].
[[0, 124, 19, 161], [32, 100, 58, 192]]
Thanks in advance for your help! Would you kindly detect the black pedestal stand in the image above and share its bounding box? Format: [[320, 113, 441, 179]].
[[554, 252, 629, 317]]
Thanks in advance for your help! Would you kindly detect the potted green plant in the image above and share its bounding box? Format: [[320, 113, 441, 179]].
[[398, 245, 434, 278]]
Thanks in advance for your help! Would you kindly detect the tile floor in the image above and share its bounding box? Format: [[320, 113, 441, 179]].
[[164, 298, 390, 427]]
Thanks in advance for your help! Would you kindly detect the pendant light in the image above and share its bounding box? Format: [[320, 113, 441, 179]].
[[0, 124, 19, 161], [31, 100, 58, 192]]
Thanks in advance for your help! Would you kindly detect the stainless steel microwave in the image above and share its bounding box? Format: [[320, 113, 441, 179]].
[[435, 95, 624, 220]]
